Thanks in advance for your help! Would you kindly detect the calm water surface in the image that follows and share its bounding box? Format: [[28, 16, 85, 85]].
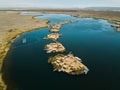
[[3, 12, 120, 90]]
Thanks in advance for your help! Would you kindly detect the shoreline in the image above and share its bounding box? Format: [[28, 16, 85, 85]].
[[0, 11, 49, 90], [28, 9, 120, 31], [0, 11, 49, 67]]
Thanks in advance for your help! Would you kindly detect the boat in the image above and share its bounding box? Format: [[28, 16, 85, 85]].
[[22, 38, 26, 43]]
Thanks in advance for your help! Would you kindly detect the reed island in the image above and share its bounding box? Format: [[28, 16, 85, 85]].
[[45, 42, 66, 53], [49, 20, 78, 32], [44, 33, 62, 41], [48, 53, 89, 75]]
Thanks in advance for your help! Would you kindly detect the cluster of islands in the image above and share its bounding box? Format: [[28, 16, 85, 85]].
[[0, 9, 120, 90], [44, 20, 89, 75]]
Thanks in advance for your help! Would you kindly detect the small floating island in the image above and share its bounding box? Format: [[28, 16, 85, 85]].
[[44, 33, 62, 41], [48, 53, 89, 75], [49, 20, 78, 32], [111, 21, 120, 31], [45, 42, 65, 53], [49, 24, 61, 32]]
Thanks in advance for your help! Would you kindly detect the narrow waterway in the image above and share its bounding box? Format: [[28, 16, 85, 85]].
[[2, 12, 120, 90]]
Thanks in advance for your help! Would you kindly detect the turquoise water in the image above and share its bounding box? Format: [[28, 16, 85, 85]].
[[2, 13, 120, 90]]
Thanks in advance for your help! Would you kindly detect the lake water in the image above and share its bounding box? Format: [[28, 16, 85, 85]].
[[2, 12, 120, 90]]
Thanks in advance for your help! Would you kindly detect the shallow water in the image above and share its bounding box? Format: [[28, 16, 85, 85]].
[[3, 12, 120, 90]]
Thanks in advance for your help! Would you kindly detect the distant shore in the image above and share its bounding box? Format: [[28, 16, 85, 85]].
[[3, 9, 119, 31], [0, 9, 120, 90], [17, 9, 120, 31], [32, 9, 120, 31]]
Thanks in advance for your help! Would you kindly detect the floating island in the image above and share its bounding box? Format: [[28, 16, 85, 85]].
[[49, 20, 78, 32], [48, 53, 89, 75], [51, 23, 61, 29], [45, 42, 65, 53], [49, 24, 61, 32], [44, 33, 62, 41], [111, 21, 120, 31]]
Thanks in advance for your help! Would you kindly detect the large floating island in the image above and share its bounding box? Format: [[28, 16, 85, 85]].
[[48, 53, 89, 75]]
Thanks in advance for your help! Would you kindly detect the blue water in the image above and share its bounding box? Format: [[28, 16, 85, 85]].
[[2, 13, 120, 90], [35, 14, 79, 24]]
